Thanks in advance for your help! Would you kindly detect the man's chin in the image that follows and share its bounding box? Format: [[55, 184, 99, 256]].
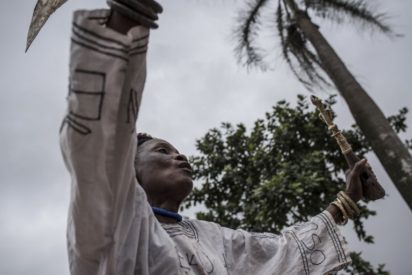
[[176, 177, 193, 195]]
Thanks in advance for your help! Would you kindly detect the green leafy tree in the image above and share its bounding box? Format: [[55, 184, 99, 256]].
[[232, 0, 412, 210], [185, 95, 411, 274]]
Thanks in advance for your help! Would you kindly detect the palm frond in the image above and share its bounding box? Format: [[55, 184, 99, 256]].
[[307, 0, 393, 34], [281, 0, 293, 20], [287, 31, 331, 90], [299, 45, 331, 87], [276, 2, 306, 85], [276, 2, 331, 91], [234, 0, 271, 69]]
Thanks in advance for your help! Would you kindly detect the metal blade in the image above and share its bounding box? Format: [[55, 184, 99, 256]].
[[26, 0, 68, 52]]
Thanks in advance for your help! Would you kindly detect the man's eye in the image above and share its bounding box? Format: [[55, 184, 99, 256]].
[[157, 148, 168, 154]]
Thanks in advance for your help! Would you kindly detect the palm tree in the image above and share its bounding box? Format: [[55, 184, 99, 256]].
[[234, 0, 412, 210]]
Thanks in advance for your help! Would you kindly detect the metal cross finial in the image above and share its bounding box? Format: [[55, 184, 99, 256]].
[[311, 95, 385, 201], [310, 95, 334, 126]]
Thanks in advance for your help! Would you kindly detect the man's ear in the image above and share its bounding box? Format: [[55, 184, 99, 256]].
[[134, 152, 142, 184]]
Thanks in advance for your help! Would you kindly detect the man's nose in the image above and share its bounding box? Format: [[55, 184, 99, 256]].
[[175, 153, 188, 162]]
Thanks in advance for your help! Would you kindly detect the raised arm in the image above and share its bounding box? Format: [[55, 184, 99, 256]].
[[220, 159, 370, 274], [60, 5, 160, 273]]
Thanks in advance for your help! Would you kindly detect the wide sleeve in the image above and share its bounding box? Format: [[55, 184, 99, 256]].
[[221, 211, 351, 275], [59, 9, 151, 274]]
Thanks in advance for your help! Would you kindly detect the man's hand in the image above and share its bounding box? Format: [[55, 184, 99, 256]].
[[327, 158, 371, 223], [107, 0, 163, 34], [345, 158, 368, 203]]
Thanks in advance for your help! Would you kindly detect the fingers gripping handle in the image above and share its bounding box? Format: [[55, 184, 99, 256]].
[[107, 0, 163, 29], [344, 152, 385, 201]]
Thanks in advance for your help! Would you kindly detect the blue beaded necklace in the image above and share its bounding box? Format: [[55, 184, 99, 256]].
[[152, 207, 183, 222]]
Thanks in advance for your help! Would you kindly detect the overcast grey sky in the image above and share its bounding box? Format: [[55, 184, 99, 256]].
[[0, 0, 411, 274]]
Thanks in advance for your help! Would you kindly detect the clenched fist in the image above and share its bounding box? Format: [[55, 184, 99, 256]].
[[345, 158, 369, 203], [107, 0, 163, 29]]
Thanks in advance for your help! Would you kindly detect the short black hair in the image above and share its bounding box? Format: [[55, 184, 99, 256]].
[[137, 133, 154, 146]]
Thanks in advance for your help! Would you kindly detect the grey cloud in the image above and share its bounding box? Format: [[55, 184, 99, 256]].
[[1, 0, 411, 274]]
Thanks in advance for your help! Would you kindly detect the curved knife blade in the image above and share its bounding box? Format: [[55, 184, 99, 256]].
[[26, 0, 68, 52]]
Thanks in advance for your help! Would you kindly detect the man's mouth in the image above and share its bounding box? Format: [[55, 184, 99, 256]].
[[178, 162, 192, 173]]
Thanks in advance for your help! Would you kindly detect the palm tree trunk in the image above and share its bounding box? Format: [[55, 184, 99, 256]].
[[287, 4, 412, 210]]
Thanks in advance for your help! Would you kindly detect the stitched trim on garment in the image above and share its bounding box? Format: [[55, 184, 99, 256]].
[[59, 117, 66, 133], [161, 221, 199, 241], [126, 88, 139, 124], [74, 21, 150, 51], [130, 49, 148, 57], [318, 213, 347, 263], [71, 38, 129, 61], [320, 212, 347, 262], [68, 90, 105, 121], [132, 33, 149, 43], [73, 22, 129, 48], [286, 231, 310, 275], [250, 232, 280, 240], [73, 26, 129, 54], [63, 115, 92, 135], [72, 32, 147, 58], [68, 69, 106, 121], [324, 260, 352, 275], [73, 23, 149, 58], [129, 43, 148, 54], [317, 213, 344, 263]]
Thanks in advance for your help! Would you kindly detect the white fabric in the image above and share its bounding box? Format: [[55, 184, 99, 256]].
[[60, 9, 352, 275]]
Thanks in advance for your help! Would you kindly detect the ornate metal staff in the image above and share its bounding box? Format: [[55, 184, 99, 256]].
[[26, 0, 68, 52], [311, 95, 385, 201]]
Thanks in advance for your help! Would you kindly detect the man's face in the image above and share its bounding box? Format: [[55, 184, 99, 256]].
[[135, 138, 193, 204]]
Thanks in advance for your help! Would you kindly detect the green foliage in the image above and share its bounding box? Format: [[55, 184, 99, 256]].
[[346, 252, 389, 275], [388, 107, 409, 134], [185, 95, 410, 274], [387, 107, 412, 152]]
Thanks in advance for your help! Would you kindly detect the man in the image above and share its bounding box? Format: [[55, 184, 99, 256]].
[[60, 1, 368, 274]]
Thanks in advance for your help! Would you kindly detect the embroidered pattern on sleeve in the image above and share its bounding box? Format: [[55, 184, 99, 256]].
[[72, 22, 129, 61], [318, 212, 347, 263], [61, 69, 106, 135], [71, 22, 149, 61], [284, 221, 328, 275], [161, 221, 199, 241]]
